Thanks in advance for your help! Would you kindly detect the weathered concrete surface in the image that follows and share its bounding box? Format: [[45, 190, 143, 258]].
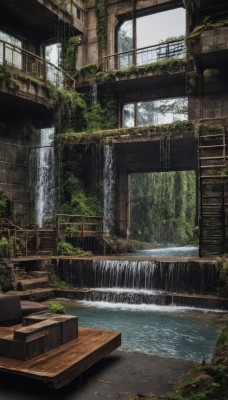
[[0, 350, 193, 399]]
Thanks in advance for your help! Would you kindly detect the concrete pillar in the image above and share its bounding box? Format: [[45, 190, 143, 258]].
[[115, 168, 129, 238]]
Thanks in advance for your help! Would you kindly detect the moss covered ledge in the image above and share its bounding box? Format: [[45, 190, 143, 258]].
[[59, 120, 194, 145], [74, 58, 187, 85]]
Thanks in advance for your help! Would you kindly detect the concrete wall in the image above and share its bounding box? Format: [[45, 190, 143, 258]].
[[0, 120, 40, 223], [78, 0, 182, 67]]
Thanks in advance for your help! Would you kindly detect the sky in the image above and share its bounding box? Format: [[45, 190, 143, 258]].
[[137, 7, 186, 48]]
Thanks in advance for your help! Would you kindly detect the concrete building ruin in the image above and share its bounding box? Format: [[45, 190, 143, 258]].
[[0, 0, 227, 255]]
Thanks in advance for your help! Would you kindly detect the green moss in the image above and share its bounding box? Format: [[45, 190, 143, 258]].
[[0, 190, 8, 218], [49, 270, 67, 288], [187, 18, 228, 51], [57, 241, 91, 257], [74, 59, 187, 83], [74, 64, 100, 80], [0, 264, 13, 292], [59, 120, 194, 145], [61, 36, 81, 74], [95, 0, 107, 63], [217, 262, 228, 297], [0, 237, 9, 258], [0, 64, 20, 91]]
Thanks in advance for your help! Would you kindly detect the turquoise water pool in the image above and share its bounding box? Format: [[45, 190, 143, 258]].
[[62, 299, 223, 362], [130, 245, 199, 257]]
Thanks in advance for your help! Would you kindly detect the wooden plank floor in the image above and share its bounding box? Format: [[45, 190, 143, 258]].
[[0, 325, 121, 389]]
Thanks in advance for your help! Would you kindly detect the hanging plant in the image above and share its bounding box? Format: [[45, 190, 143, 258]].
[[95, 0, 107, 63], [60, 36, 81, 74]]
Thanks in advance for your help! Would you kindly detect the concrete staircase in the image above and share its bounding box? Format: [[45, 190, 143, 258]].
[[10, 261, 49, 291], [38, 230, 57, 256]]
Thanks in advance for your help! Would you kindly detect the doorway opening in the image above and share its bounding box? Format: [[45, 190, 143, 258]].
[[129, 170, 197, 247]]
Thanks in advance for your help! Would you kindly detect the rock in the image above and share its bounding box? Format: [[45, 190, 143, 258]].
[[195, 373, 214, 389]]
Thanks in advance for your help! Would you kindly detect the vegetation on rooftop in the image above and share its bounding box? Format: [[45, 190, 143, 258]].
[[186, 14, 228, 50], [74, 58, 187, 83], [59, 120, 194, 145]]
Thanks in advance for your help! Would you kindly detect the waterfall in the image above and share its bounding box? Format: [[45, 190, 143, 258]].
[[92, 259, 218, 293], [103, 144, 115, 234], [80, 288, 166, 305], [54, 258, 222, 308], [30, 128, 55, 227]]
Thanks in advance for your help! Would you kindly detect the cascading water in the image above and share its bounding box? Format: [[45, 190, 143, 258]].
[[30, 127, 55, 227], [92, 259, 218, 293], [103, 144, 115, 234], [56, 258, 220, 306], [55, 258, 223, 360]]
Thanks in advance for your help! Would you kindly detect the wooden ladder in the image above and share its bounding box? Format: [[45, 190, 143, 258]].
[[198, 126, 228, 255]]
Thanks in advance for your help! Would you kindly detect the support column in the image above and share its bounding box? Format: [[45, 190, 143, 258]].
[[115, 168, 129, 238]]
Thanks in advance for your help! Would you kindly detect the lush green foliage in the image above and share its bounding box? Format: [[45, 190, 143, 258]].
[[60, 173, 102, 216], [57, 241, 90, 256], [0, 191, 8, 218], [95, 0, 107, 62], [0, 265, 13, 292], [49, 270, 67, 288], [187, 16, 228, 51], [84, 99, 118, 131], [74, 59, 187, 84], [217, 262, 228, 297], [60, 120, 193, 144], [0, 237, 9, 258], [48, 300, 66, 314], [130, 171, 196, 244], [60, 36, 81, 73]]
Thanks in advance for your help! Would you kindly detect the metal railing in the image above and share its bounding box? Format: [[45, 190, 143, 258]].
[[0, 218, 37, 257], [56, 213, 103, 241], [0, 40, 75, 89], [0, 214, 103, 257], [104, 38, 186, 72]]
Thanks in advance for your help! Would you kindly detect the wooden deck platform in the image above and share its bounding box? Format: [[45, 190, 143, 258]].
[[0, 325, 121, 389]]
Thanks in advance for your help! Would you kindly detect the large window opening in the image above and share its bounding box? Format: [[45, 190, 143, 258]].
[[123, 97, 188, 128], [116, 7, 186, 69], [0, 30, 22, 69], [45, 42, 63, 86], [129, 171, 197, 247]]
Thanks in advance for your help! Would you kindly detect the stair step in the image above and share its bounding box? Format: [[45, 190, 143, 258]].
[[18, 277, 49, 291], [202, 225, 223, 228], [200, 165, 226, 169], [199, 144, 226, 148], [28, 271, 49, 278], [38, 251, 52, 255], [199, 134, 224, 138], [200, 175, 228, 179], [199, 156, 225, 160]]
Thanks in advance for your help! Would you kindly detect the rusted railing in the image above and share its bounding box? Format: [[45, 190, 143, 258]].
[[0, 40, 75, 89], [103, 38, 186, 72], [56, 213, 103, 242], [0, 218, 37, 257], [0, 214, 103, 256]]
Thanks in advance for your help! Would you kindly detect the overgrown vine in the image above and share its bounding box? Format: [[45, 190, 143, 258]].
[[95, 0, 107, 63]]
